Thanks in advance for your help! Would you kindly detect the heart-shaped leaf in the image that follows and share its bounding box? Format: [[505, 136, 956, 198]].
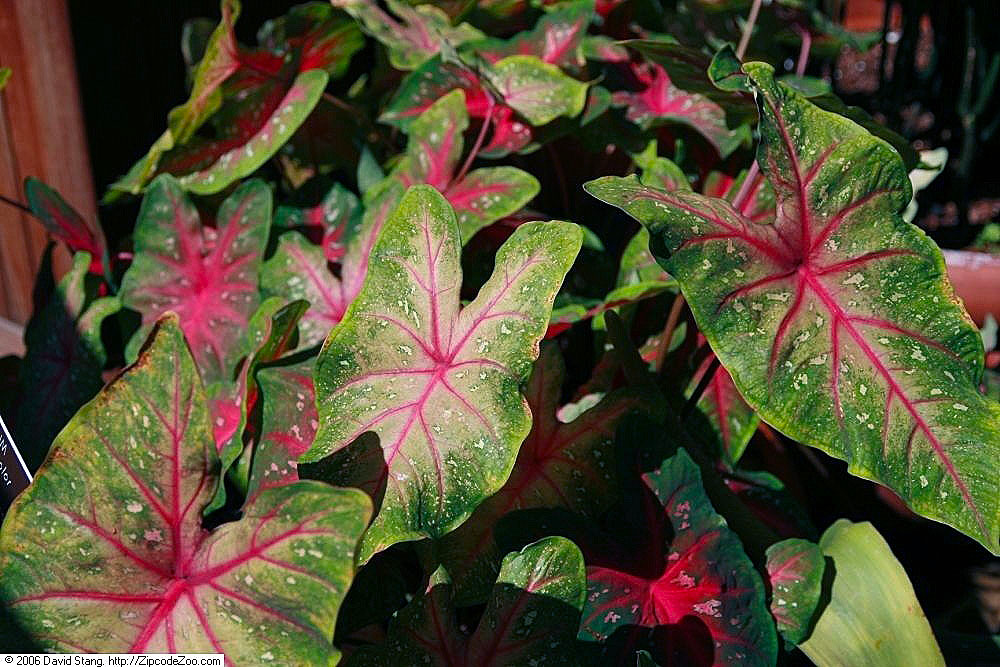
[[261, 181, 404, 348], [0, 315, 371, 661], [14, 250, 119, 470], [765, 538, 825, 645], [580, 447, 777, 665], [484, 55, 589, 127], [347, 536, 587, 666], [121, 175, 270, 384], [437, 343, 646, 601], [391, 90, 540, 240], [305, 185, 582, 561], [25, 179, 107, 275], [335, 0, 484, 71], [613, 62, 747, 157], [585, 63, 1000, 553]]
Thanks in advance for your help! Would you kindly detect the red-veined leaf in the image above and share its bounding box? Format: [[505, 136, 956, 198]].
[[334, 0, 483, 70], [586, 62, 1000, 553], [613, 62, 747, 158], [0, 315, 371, 662], [437, 343, 646, 602], [24, 178, 106, 274], [392, 90, 539, 240], [472, 0, 592, 68], [580, 447, 777, 665], [261, 181, 404, 348], [765, 538, 825, 645], [687, 342, 759, 468], [305, 185, 582, 561], [274, 182, 362, 263], [121, 175, 270, 385], [347, 537, 586, 666], [13, 251, 119, 470]]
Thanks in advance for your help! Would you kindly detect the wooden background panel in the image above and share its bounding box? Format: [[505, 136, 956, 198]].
[[0, 0, 95, 328]]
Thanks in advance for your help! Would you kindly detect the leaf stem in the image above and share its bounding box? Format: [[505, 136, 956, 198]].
[[453, 98, 496, 186], [731, 161, 760, 213], [682, 355, 720, 419], [655, 293, 686, 373], [736, 0, 763, 60], [794, 25, 812, 77], [0, 192, 32, 215]]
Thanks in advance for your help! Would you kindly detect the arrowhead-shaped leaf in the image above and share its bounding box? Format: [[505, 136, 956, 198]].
[[585, 62, 1000, 553], [335, 0, 483, 70], [261, 181, 403, 348], [0, 316, 371, 661], [437, 343, 646, 601], [348, 536, 586, 666], [14, 251, 119, 470], [484, 55, 589, 126], [305, 185, 582, 561], [391, 90, 540, 240], [764, 538, 825, 645], [25, 178, 107, 274], [580, 447, 777, 665], [121, 175, 270, 385]]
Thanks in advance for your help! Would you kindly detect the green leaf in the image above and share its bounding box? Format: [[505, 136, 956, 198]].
[[0, 316, 371, 660], [305, 185, 582, 561], [167, 0, 241, 144], [177, 69, 329, 195], [798, 520, 944, 666], [15, 251, 119, 471], [121, 175, 271, 384], [348, 536, 586, 665], [335, 0, 484, 70], [765, 538, 825, 645], [483, 55, 589, 125], [585, 63, 1000, 553], [274, 181, 362, 262]]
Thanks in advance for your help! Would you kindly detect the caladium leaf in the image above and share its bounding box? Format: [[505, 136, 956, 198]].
[[613, 62, 747, 158], [0, 315, 372, 660], [391, 90, 540, 240], [167, 0, 241, 144], [25, 178, 107, 274], [121, 175, 270, 385], [246, 358, 318, 503], [798, 520, 944, 666], [437, 343, 646, 602], [14, 251, 119, 471], [305, 185, 582, 561], [381, 54, 588, 158], [274, 182, 362, 263], [334, 0, 484, 71], [204, 298, 308, 514], [261, 181, 404, 348], [585, 63, 1000, 553], [348, 536, 587, 666], [580, 447, 777, 665], [471, 0, 592, 68], [765, 538, 825, 645]]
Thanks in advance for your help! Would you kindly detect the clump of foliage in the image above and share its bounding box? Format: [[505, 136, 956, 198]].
[[0, 0, 995, 664]]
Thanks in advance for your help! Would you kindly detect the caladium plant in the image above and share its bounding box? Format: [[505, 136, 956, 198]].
[[1, 1, 994, 664]]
